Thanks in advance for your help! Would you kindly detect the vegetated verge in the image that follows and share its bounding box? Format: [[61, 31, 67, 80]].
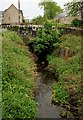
[[2, 30, 37, 118], [47, 34, 83, 118]]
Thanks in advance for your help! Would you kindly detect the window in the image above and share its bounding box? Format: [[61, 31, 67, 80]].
[[9, 17, 10, 20]]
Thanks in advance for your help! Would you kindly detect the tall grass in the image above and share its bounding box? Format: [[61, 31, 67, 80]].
[[2, 31, 37, 118], [48, 34, 82, 117], [0, 34, 2, 119]]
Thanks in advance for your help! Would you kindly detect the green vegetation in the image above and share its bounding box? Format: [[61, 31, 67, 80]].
[[0, 34, 2, 120], [71, 19, 83, 28], [39, 0, 62, 20], [56, 23, 71, 27], [28, 20, 60, 67], [64, 0, 83, 20], [47, 34, 83, 117], [31, 16, 45, 25], [52, 82, 69, 105], [2, 31, 37, 118], [7, 26, 19, 31], [64, 0, 83, 28]]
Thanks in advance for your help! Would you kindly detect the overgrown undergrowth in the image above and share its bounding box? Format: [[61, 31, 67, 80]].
[[47, 34, 83, 118], [2, 30, 37, 118]]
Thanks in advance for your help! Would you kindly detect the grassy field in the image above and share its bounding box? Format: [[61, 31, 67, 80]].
[[2, 30, 37, 118], [0, 34, 2, 119], [47, 34, 83, 118]]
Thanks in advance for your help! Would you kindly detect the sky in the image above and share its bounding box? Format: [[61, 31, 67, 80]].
[[0, 0, 72, 19]]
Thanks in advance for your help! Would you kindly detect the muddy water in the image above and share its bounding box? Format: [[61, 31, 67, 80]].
[[35, 69, 65, 118]]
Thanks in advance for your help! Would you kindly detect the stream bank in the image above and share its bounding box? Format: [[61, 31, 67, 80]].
[[35, 68, 63, 118], [23, 36, 63, 118], [23, 35, 76, 119], [35, 67, 75, 118]]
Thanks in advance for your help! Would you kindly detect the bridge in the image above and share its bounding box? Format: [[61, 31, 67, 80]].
[[2, 24, 83, 36]]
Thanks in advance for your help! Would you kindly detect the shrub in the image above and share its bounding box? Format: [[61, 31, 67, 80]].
[[71, 18, 82, 27], [28, 20, 60, 67]]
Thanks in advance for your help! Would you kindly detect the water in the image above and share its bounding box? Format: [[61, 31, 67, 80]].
[[23, 36, 75, 119], [35, 69, 65, 118]]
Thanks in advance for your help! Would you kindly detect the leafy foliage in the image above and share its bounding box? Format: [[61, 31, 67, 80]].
[[2, 31, 37, 118], [64, 0, 83, 20], [31, 15, 45, 25], [28, 20, 60, 66], [3, 92, 37, 118], [71, 18, 83, 28], [52, 82, 69, 105], [39, 0, 63, 20]]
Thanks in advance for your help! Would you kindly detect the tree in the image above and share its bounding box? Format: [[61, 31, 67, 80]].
[[31, 16, 45, 25], [64, 0, 83, 20], [39, 0, 63, 20]]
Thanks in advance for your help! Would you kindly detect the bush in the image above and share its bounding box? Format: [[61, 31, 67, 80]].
[[71, 18, 82, 27], [28, 20, 60, 67]]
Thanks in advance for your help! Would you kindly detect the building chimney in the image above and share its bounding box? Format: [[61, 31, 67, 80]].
[[18, 0, 20, 25]]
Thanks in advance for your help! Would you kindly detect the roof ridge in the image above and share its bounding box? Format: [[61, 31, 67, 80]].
[[4, 4, 18, 13]]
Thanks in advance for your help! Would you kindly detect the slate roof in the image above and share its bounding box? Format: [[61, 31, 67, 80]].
[[55, 12, 68, 20]]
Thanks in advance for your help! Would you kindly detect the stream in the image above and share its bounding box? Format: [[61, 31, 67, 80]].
[[23, 35, 75, 119], [35, 69, 66, 118], [23, 36, 65, 118]]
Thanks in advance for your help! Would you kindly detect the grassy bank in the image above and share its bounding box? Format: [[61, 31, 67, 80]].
[[47, 34, 83, 118], [0, 34, 2, 120], [2, 30, 37, 118]]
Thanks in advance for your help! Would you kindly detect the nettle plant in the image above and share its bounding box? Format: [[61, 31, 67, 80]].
[[28, 20, 60, 67]]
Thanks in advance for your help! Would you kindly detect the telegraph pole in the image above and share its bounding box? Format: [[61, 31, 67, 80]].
[[18, 0, 20, 25]]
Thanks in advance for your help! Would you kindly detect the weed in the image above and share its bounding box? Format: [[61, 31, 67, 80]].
[[48, 34, 82, 117], [2, 30, 37, 118]]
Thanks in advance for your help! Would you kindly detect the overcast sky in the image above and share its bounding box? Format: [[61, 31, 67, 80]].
[[0, 0, 72, 19]]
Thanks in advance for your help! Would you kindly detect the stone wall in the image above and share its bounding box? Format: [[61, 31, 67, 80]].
[[58, 27, 83, 36], [56, 46, 77, 59]]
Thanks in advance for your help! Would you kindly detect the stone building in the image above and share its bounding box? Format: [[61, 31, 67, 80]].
[[2, 4, 23, 26], [55, 12, 81, 24]]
